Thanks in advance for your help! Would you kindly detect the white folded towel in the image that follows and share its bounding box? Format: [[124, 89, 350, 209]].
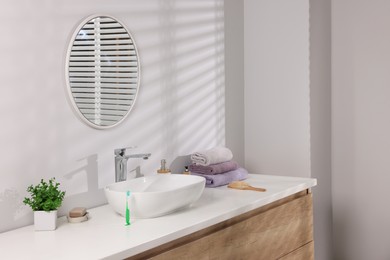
[[191, 146, 233, 166]]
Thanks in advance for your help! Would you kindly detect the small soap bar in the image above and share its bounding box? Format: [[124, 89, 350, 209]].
[[67, 213, 89, 224], [69, 207, 87, 218]]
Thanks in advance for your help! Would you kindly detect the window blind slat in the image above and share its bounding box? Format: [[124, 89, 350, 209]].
[[69, 56, 137, 61], [72, 93, 136, 100], [72, 45, 134, 51], [69, 72, 138, 78], [74, 97, 133, 106], [70, 83, 137, 89], [71, 50, 136, 56], [70, 78, 137, 83], [80, 108, 128, 117], [77, 103, 130, 111], [71, 88, 137, 94], [69, 61, 138, 67], [84, 114, 123, 122], [69, 67, 138, 72]]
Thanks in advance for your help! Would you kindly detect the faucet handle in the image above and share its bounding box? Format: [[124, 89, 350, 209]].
[[114, 146, 137, 156]]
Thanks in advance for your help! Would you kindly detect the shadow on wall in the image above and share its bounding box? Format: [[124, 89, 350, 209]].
[[0, 189, 31, 232], [0, 154, 103, 232], [106, 0, 226, 160], [0, 0, 225, 233], [61, 0, 226, 174], [170, 155, 192, 173], [60, 154, 106, 216], [60, 0, 226, 218]]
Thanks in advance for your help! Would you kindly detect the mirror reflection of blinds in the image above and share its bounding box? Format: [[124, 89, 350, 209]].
[[69, 17, 138, 126]]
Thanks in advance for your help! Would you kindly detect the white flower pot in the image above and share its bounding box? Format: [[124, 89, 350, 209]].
[[34, 210, 57, 231]]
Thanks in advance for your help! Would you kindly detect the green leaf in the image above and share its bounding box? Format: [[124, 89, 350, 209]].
[[23, 178, 66, 211]]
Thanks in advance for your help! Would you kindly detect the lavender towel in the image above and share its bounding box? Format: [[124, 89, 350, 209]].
[[192, 167, 248, 188], [189, 161, 239, 175], [191, 146, 233, 166]]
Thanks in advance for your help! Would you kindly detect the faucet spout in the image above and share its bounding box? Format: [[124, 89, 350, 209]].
[[114, 148, 151, 182], [124, 153, 151, 160]]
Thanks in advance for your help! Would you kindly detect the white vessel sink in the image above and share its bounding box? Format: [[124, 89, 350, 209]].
[[104, 174, 205, 218]]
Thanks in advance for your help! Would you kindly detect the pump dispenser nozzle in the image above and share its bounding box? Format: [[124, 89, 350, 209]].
[[157, 159, 171, 174]]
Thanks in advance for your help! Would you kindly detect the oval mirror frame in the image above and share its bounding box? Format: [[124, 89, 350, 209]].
[[65, 15, 140, 129]]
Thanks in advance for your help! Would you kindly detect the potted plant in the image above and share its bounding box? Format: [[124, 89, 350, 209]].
[[23, 178, 66, 231]]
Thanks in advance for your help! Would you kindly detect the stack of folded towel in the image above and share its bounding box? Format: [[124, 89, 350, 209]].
[[190, 146, 248, 187]]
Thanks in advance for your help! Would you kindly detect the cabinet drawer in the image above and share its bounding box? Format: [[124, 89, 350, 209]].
[[279, 241, 314, 260], [137, 192, 313, 260]]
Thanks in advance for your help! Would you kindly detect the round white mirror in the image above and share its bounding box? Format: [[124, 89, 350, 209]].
[[66, 15, 140, 129]]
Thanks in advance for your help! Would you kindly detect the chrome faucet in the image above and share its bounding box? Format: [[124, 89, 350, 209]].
[[114, 147, 151, 182]]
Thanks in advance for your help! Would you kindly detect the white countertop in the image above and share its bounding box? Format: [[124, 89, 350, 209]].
[[0, 174, 316, 260]]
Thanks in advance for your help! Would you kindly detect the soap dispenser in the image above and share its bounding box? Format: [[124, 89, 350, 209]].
[[157, 159, 171, 174], [182, 166, 191, 175]]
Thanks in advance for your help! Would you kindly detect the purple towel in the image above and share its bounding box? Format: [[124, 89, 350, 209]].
[[189, 161, 239, 175], [191, 146, 233, 166], [192, 167, 248, 188]]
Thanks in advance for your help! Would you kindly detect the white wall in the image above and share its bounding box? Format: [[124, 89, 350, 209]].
[[224, 0, 244, 166], [244, 2, 334, 259], [0, 0, 226, 233], [244, 0, 311, 177], [309, 0, 333, 259], [332, 1, 390, 259]]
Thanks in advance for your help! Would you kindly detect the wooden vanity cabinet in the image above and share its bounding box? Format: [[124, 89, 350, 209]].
[[129, 190, 314, 260]]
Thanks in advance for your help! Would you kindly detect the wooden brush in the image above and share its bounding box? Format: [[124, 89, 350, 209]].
[[228, 181, 266, 192]]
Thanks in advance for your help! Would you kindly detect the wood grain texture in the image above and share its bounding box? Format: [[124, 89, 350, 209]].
[[278, 241, 314, 260], [128, 191, 313, 260]]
